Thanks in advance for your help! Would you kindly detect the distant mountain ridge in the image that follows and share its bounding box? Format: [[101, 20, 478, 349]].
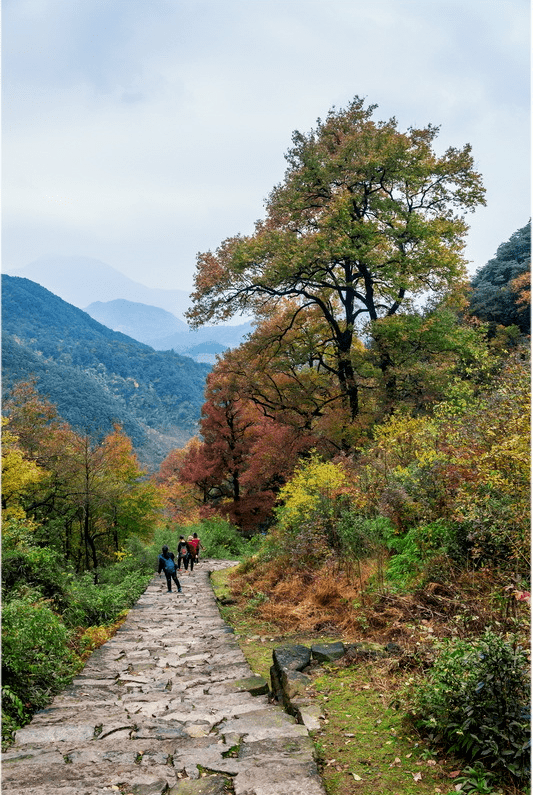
[[84, 299, 254, 362], [5, 256, 192, 319], [85, 300, 189, 344], [1, 275, 210, 470]]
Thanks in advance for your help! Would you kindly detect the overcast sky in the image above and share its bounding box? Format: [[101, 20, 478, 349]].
[[3, 0, 530, 292]]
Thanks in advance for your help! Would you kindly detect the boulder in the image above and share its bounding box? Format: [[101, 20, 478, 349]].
[[311, 642, 345, 662], [272, 645, 312, 673]]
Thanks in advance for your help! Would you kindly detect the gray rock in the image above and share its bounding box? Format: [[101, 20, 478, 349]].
[[311, 641, 345, 662], [272, 645, 311, 673], [234, 674, 270, 696], [168, 775, 231, 794]]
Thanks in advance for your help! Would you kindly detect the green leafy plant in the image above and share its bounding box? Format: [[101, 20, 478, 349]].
[[404, 630, 530, 784], [1, 597, 77, 744], [455, 763, 498, 794], [62, 570, 151, 627]]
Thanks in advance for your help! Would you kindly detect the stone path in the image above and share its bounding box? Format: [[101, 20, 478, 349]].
[[2, 561, 326, 795]]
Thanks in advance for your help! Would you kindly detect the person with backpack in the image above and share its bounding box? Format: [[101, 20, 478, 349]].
[[177, 536, 189, 570], [157, 545, 182, 593]]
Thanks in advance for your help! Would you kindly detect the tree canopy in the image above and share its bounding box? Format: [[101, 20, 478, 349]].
[[187, 97, 486, 422], [469, 220, 531, 333]]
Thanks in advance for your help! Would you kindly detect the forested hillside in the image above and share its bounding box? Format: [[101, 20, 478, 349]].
[[2, 276, 210, 468]]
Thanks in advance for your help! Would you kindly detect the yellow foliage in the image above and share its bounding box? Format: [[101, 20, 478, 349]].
[[277, 452, 349, 528], [2, 423, 46, 520]]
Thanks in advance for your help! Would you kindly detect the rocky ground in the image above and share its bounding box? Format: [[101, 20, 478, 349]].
[[2, 561, 325, 795]]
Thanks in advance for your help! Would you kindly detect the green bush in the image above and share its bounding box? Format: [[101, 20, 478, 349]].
[[405, 631, 530, 784], [2, 546, 68, 609], [1, 597, 78, 743], [196, 517, 252, 558], [62, 570, 151, 627]]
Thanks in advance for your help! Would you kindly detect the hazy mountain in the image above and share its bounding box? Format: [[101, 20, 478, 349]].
[[85, 299, 189, 345], [84, 298, 254, 360], [2, 275, 211, 470], [151, 322, 255, 353], [5, 256, 191, 319]]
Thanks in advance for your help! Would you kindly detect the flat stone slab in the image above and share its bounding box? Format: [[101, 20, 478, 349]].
[[2, 561, 325, 794], [15, 724, 96, 745]]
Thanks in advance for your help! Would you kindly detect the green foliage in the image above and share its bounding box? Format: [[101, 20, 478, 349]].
[[469, 220, 530, 333], [1, 597, 77, 742], [198, 518, 257, 558], [2, 545, 68, 608], [62, 569, 152, 627], [405, 631, 530, 783], [385, 521, 464, 588], [454, 763, 498, 794]]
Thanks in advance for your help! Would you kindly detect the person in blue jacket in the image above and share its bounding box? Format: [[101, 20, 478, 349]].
[[157, 545, 182, 593]]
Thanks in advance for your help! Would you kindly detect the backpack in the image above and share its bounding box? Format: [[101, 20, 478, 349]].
[[179, 543, 188, 558], [161, 554, 176, 574]]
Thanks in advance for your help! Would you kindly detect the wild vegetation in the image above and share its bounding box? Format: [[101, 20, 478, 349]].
[[2, 97, 530, 791], [162, 99, 530, 791]]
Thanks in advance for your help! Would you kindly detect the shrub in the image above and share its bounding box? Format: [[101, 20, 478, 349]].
[[196, 517, 251, 558], [2, 546, 68, 609], [1, 597, 77, 743], [62, 570, 151, 627], [405, 631, 530, 784]]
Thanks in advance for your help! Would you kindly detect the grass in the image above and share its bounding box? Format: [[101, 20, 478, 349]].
[[311, 661, 474, 795]]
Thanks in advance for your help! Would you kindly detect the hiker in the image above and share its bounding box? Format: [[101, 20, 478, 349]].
[[177, 535, 189, 570], [184, 535, 195, 573], [189, 532, 201, 564], [157, 545, 182, 593]]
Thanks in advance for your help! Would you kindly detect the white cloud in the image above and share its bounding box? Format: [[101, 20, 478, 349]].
[[3, 0, 530, 289]]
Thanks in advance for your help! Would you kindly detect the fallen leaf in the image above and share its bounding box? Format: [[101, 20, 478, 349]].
[[352, 773, 362, 781], [426, 759, 437, 766], [344, 732, 355, 737], [412, 772, 423, 782], [405, 753, 413, 758], [448, 770, 462, 778], [455, 785, 463, 792]]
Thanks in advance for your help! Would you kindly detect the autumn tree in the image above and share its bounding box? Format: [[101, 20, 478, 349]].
[[187, 97, 485, 425], [172, 362, 316, 532], [3, 383, 161, 572]]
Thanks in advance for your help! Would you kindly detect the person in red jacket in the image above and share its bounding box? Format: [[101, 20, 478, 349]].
[[189, 532, 201, 564]]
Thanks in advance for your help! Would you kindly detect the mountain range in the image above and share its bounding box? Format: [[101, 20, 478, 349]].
[[5, 256, 192, 318], [1, 275, 211, 471], [6, 256, 254, 362], [84, 299, 253, 362]]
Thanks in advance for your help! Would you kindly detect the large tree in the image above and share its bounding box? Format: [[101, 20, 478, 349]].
[[187, 97, 485, 423]]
